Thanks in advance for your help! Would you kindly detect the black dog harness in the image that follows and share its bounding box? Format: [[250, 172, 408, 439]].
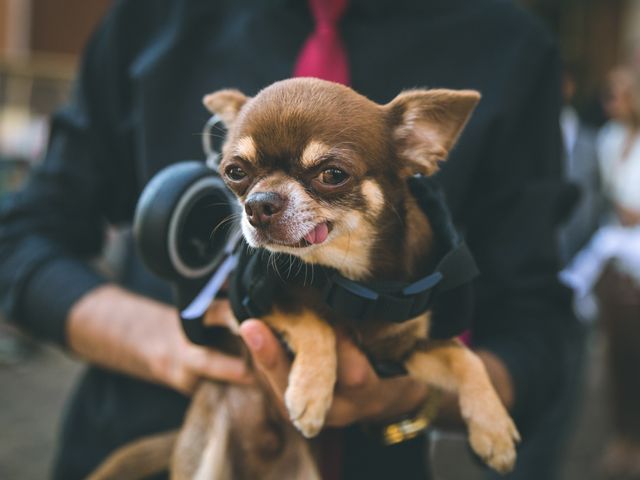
[[178, 176, 479, 376], [229, 237, 477, 332]]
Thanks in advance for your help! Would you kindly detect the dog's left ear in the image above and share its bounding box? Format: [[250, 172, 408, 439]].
[[203, 89, 250, 129], [386, 89, 481, 175]]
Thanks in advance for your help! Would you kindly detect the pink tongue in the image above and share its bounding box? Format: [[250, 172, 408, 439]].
[[304, 223, 329, 245]]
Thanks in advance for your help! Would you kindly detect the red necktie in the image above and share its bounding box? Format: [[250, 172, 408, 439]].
[[293, 0, 350, 85]]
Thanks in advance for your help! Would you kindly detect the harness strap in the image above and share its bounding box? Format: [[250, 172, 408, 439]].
[[231, 239, 478, 329]]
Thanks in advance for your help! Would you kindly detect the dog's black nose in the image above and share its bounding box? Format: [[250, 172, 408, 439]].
[[245, 192, 285, 228]]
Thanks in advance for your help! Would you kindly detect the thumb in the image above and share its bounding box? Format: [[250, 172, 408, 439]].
[[239, 319, 290, 397]]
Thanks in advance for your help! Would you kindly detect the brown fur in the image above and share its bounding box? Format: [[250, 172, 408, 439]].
[[89, 78, 518, 479], [172, 382, 320, 480], [87, 432, 178, 480]]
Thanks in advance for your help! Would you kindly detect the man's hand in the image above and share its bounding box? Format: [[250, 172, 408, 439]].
[[68, 285, 252, 395], [145, 298, 253, 395], [616, 204, 640, 226], [238, 319, 430, 427]]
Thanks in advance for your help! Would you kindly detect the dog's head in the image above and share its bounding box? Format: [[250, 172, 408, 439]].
[[204, 78, 479, 279]]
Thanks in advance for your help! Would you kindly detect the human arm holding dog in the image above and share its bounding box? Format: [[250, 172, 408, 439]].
[[67, 285, 252, 395], [239, 318, 514, 429], [67, 284, 445, 422]]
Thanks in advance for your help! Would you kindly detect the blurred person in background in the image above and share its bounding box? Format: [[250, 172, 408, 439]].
[[559, 64, 603, 266], [562, 65, 640, 479], [510, 62, 604, 480], [0, 1, 577, 479], [596, 65, 640, 480], [598, 67, 640, 227]]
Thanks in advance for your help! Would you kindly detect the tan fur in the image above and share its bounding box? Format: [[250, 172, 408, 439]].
[[360, 180, 385, 216], [263, 308, 337, 438], [405, 340, 521, 473], [300, 140, 330, 168], [90, 79, 515, 479], [173, 385, 239, 480], [231, 136, 258, 164], [192, 420, 231, 480]]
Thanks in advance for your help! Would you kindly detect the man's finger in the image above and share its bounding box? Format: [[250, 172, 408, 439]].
[[239, 319, 290, 397], [335, 330, 376, 389], [203, 299, 237, 328], [325, 396, 360, 427], [188, 347, 253, 384]]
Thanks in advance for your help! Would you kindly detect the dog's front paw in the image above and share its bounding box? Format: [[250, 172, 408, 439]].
[[468, 414, 519, 473], [462, 392, 521, 473], [285, 385, 333, 438]]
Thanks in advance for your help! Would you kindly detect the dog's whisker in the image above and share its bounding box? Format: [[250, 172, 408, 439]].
[[270, 251, 286, 283], [309, 262, 315, 287], [286, 254, 295, 279], [297, 256, 305, 276], [302, 261, 307, 286], [209, 215, 235, 240], [387, 200, 405, 225], [194, 130, 228, 141], [209, 213, 242, 240], [203, 201, 240, 208]]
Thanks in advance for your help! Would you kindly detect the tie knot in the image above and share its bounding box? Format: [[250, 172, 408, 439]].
[[309, 0, 348, 26], [293, 0, 350, 85], [316, 22, 337, 35]]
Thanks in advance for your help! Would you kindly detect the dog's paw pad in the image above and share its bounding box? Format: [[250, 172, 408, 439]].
[[285, 388, 332, 438]]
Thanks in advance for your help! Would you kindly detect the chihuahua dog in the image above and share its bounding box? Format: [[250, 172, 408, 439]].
[[90, 78, 519, 479]]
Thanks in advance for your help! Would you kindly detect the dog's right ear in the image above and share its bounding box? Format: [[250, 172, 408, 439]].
[[386, 89, 480, 175], [203, 89, 249, 129]]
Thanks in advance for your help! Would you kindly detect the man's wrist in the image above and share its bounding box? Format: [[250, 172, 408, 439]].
[[67, 284, 180, 385], [379, 389, 442, 445]]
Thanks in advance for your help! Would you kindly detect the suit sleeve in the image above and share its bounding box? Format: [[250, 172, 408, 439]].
[[462, 33, 578, 431], [0, 3, 138, 346]]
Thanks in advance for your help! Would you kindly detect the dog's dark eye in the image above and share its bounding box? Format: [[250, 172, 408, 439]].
[[319, 168, 349, 186], [225, 165, 247, 181]]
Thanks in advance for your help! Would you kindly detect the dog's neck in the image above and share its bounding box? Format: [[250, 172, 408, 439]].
[[369, 190, 435, 282]]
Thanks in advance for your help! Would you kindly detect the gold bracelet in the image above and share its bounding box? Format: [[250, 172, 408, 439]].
[[381, 390, 442, 446]]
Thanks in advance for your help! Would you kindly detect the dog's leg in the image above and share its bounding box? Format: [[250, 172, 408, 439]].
[[172, 382, 232, 480], [264, 308, 337, 438], [189, 405, 232, 480], [405, 339, 520, 473], [87, 431, 178, 480]]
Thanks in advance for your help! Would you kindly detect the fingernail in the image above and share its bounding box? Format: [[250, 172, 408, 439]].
[[244, 330, 263, 352]]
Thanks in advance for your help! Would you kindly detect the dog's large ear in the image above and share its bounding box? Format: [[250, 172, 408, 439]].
[[386, 89, 481, 175], [203, 89, 249, 129]]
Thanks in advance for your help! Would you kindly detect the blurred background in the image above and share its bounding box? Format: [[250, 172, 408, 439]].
[[1, 1, 640, 479]]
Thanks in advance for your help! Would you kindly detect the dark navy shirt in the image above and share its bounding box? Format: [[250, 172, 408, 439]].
[[0, 0, 576, 478]]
